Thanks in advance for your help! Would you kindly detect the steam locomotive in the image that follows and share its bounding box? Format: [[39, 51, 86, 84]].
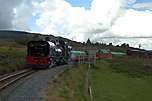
[[26, 38, 72, 68]]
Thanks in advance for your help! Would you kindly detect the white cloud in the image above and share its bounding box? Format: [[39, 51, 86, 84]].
[[32, 0, 123, 42], [112, 9, 152, 37], [126, 0, 136, 4], [110, 9, 152, 49], [133, 2, 152, 10], [13, 0, 34, 31], [12, 0, 152, 49]]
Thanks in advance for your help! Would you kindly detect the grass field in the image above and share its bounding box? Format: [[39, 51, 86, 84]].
[[91, 58, 152, 101], [0, 42, 26, 74], [41, 58, 152, 101], [42, 64, 90, 101]]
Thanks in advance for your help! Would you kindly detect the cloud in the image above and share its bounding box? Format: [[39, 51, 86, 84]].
[[33, 0, 123, 41], [133, 2, 152, 10], [0, 0, 41, 31], [1, 0, 152, 49], [12, 0, 34, 31], [106, 9, 152, 49], [0, 0, 22, 29], [112, 9, 152, 37], [19, 0, 152, 49]]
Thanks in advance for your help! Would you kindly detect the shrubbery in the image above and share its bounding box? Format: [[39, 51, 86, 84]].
[[0, 45, 26, 74]]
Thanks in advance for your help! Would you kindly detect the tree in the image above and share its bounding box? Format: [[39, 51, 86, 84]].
[[116, 45, 119, 47], [95, 42, 100, 46], [121, 43, 126, 47], [139, 44, 141, 49], [86, 38, 91, 45], [109, 43, 113, 46], [126, 44, 129, 47], [121, 43, 130, 47]]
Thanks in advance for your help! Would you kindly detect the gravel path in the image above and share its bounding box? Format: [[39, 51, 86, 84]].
[[0, 65, 68, 101]]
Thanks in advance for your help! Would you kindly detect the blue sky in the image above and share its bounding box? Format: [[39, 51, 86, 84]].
[[65, 0, 152, 10], [65, 0, 92, 9], [29, 0, 93, 32], [126, 0, 152, 11], [28, 14, 40, 32], [136, 0, 152, 3], [19, 0, 152, 49], [29, 0, 152, 32]]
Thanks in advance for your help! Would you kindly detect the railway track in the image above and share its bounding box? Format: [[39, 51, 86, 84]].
[[0, 69, 35, 91]]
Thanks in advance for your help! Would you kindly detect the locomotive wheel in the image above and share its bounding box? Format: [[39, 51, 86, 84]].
[[49, 58, 55, 68]]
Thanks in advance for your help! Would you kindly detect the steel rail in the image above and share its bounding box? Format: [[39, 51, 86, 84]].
[[0, 69, 31, 82], [0, 69, 35, 91]]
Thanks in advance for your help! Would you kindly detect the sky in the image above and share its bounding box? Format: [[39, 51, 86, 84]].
[[0, 0, 152, 49]]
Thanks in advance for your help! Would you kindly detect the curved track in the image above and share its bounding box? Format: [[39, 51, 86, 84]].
[[0, 65, 69, 101], [0, 69, 35, 91]]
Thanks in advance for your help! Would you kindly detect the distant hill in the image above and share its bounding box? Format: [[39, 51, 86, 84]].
[[0, 30, 142, 51], [0, 30, 86, 49], [0, 30, 31, 41]]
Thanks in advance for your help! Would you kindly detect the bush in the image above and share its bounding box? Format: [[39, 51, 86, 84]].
[[0, 46, 26, 74]]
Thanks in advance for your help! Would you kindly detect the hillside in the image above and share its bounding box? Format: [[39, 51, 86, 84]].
[[0, 30, 146, 52], [0, 30, 86, 49], [0, 30, 31, 41]]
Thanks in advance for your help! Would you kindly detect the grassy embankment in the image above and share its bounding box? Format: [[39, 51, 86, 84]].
[[91, 58, 152, 101], [42, 64, 90, 101], [0, 42, 26, 74], [41, 57, 152, 101]]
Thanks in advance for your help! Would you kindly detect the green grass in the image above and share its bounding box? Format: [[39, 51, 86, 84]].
[[42, 64, 90, 101], [0, 44, 26, 74], [91, 59, 152, 101], [108, 58, 152, 77]]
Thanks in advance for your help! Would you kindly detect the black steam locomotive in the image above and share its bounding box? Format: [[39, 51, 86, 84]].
[[26, 38, 72, 68]]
